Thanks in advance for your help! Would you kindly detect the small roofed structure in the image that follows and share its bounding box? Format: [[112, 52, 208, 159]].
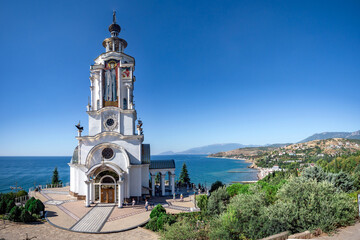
[[149, 160, 176, 197]]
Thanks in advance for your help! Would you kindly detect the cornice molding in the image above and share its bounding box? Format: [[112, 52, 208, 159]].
[[87, 106, 136, 115], [76, 131, 143, 141]]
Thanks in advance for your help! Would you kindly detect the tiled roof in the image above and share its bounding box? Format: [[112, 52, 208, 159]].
[[149, 160, 175, 169], [71, 146, 78, 164]]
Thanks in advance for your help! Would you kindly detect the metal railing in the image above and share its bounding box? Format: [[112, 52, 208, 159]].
[[14, 195, 29, 205], [28, 182, 70, 193]]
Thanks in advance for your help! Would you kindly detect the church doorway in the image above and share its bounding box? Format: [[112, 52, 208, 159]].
[[101, 187, 115, 203], [98, 175, 117, 203]]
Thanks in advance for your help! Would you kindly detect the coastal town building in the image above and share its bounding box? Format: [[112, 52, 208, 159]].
[[68, 13, 175, 207]]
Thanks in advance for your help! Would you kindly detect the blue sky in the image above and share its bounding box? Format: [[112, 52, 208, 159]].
[[0, 0, 359, 155]]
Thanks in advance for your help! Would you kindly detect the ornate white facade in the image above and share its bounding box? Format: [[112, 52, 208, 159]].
[[69, 13, 175, 207]]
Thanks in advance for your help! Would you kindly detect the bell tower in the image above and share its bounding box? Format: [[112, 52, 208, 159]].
[[87, 11, 137, 136], [69, 12, 150, 206]]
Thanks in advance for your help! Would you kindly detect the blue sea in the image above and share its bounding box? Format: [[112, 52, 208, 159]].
[[0, 155, 258, 193]]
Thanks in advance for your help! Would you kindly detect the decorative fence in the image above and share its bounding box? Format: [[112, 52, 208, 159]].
[[28, 182, 70, 193], [14, 195, 30, 205]]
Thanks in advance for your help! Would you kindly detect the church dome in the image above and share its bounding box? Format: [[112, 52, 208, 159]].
[[109, 23, 121, 34]]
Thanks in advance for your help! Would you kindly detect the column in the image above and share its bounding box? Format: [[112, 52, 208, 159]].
[[118, 66, 121, 108], [170, 174, 175, 195], [127, 86, 131, 109], [89, 180, 93, 203], [161, 174, 165, 196], [118, 181, 123, 208], [151, 174, 156, 197], [168, 172, 171, 189], [99, 185, 102, 203], [99, 69, 103, 108], [85, 181, 90, 207]]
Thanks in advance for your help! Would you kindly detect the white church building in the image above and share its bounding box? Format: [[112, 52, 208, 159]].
[[68, 13, 175, 207]]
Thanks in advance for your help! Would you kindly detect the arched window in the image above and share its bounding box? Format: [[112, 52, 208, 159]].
[[102, 176, 115, 184], [123, 98, 127, 110]]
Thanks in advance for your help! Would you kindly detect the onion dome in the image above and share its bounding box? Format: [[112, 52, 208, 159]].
[[109, 11, 121, 37], [102, 11, 128, 52]]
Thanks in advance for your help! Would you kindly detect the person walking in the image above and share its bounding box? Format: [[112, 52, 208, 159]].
[[132, 198, 135, 208], [145, 199, 149, 211]]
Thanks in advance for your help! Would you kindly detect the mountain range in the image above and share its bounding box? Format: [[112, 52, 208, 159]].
[[298, 130, 360, 143], [157, 130, 360, 155], [157, 143, 260, 155]]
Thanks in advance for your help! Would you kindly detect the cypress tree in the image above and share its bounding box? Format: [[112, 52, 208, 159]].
[[51, 167, 61, 185], [179, 163, 190, 185]]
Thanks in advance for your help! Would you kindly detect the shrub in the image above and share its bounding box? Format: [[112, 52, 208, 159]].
[[352, 171, 360, 190], [226, 183, 250, 197], [6, 200, 15, 213], [25, 197, 36, 212], [210, 180, 224, 193], [8, 206, 21, 222], [150, 204, 166, 219], [210, 190, 267, 239], [209, 177, 358, 239], [16, 190, 28, 198], [146, 216, 159, 231], [196, 194, 208, 212], [301, 166, 327, 182], [157, 214, 176, 230], [28, 199, 44, 215], [0, 199, 6, 214], [327, 172, 354, 193], [302, 167, 355, 193], [20, 208, 34, 223], [161, 218, 207, 240], [256, 179, 286, 204], [207, 186, 229, 215], [275, 177, 357, 233]]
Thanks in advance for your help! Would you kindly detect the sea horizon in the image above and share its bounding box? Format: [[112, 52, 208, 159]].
[[0, 155, 258, 193]]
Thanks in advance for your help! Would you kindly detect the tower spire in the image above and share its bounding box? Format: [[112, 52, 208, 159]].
[[113, 10, 116, 24]]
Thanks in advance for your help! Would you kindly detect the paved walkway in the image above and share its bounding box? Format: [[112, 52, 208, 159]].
[[70, 204, 115, 232], [0, 221, 159, 240], [30, 187, 195, 234], [313, 221, 360, 240]]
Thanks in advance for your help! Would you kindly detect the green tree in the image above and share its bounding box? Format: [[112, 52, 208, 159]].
[[196, 194, 208, 212], [179, 163, 190, 185], [155, 172, 160, 185], [207, 186, 230, 215], [150, 204, 166, 219], [210, 180, 224, 193], [52, 167, 61, 185]]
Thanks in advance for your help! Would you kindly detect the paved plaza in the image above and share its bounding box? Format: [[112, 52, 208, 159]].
[[25, 186, 196, 235]]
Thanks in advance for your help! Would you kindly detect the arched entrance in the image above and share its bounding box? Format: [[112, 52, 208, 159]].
[[93, 170, 119, 204], [99, 175, 116, 203], [85, 162, 126, 207]]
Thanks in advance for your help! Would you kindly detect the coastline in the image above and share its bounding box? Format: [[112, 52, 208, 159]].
[[207, 155, 263, 180], [207, 155, 274, 181]]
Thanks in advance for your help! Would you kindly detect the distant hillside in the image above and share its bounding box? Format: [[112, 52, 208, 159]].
[[210, 138, 360, 168], [158, 143, 260, 155], [299, 130, 360, 143], [157, 151, 176, 155]]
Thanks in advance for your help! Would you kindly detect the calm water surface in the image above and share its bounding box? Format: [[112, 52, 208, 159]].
[[0, 155, 258, 193]]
